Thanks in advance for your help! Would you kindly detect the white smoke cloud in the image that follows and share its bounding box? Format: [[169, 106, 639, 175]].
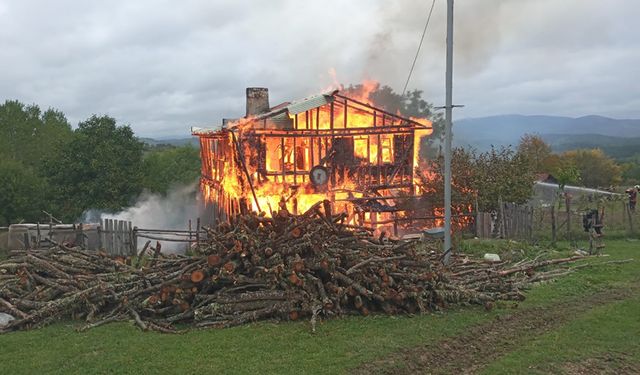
[[103, 182, 199, 229], [85, 182, 205, 253]]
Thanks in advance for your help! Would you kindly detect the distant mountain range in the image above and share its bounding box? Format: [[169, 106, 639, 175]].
[[454, 115, 640, 158], [139, 115, 640, 160], [139, 137, 199, 147]]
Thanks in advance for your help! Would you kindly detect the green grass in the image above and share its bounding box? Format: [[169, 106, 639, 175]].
[[482, 296, 640, 374], [0, 308, 495, 374], [0, 240, 638, 374]]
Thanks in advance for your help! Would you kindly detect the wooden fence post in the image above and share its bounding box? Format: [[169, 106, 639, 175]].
[[499, 196, 506, 239], [97, 224, 102, 250], [103, 219, 109, 253], [118, 220, 124, 255], [188, 219, 192, 246], [108, 219, 114, 255], [565, 195, 572, 243], [529, 206, 534, 241], [628, 203, 635, 235], [131, 224, 137, 256], [551, 204, 557, 245], [36, 223, 41, 248], [196, 217, 201, 252]]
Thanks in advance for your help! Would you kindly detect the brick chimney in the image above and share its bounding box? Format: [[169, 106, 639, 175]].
[[246, 87, 270, 117]]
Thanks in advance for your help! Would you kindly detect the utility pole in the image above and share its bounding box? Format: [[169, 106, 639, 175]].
[[443, 0, 454, 264]]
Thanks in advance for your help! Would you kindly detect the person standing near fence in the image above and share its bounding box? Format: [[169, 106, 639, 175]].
[[626, 185, 639, 212]]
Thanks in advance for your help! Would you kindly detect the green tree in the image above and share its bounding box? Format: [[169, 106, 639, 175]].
[[45, 115, 144, 220], [0, 160, 45, 225], [554, 161, 580, 191], [0, 100, 72, 168], [561, 149, 622, 188], [620, 153, 640, 185], [417, 146, 535, 212], [472, 146, 535, 210], [142, 145, 201, 195], [517, 134, 553, 173], [403, 89, 444, 143]]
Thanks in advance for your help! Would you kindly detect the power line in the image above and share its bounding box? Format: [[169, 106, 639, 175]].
[[401, 0, 436, 97]]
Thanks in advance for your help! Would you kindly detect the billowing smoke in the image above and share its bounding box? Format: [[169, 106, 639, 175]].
[[102, 182, 199, 230], [83, 182, 206, 253], [364, 0, 513, 91]]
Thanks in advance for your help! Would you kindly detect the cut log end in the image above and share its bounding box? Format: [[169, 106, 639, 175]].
[[207, 254, 222, 267], [288, 311, 299, 321], [223, 261, 237, 274], [291, 227, 303, 238], [288, 273, 303, 287], [293, 260, 305, 273], [191, 269, 207, 284]]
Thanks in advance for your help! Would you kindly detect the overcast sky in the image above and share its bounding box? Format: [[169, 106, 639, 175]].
[[1, 0, 638, 138]]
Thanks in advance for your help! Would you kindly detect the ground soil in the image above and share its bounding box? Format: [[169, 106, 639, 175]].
[[354, 283, 640, 375], [561, 353, 640, 375]]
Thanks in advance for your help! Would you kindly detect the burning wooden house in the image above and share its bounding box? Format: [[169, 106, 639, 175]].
[[192, 86, 433, 235]]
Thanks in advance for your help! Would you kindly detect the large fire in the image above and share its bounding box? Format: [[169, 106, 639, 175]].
[[195, 82, 473, 236]]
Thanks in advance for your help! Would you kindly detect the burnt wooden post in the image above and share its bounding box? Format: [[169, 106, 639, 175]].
[[239, 198, 248, 215], [393, 213, 398, 237], [293, 133, 297, 185]]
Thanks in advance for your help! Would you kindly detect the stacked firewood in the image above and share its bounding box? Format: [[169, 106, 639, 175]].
[[0, 200, 586, 333]]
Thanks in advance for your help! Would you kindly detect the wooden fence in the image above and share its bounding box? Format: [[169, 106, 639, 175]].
[[99, 218, 208, 256], [476, 202, 534, 241], [100, 219, 135, 256], [475, 197, 638, 244], [500, 202, 534, 240], [537, 199, 636, 244]]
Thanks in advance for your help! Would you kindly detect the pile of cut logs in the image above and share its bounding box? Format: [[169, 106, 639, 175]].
[[0, 200, 587, 333]]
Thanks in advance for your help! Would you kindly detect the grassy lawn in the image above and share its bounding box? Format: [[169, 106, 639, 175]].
[[483, 296, 640, 374], [0, 239, 638, 374]]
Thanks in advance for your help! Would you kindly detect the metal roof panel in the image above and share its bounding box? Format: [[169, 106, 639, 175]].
[[286, 90, 337, 115]]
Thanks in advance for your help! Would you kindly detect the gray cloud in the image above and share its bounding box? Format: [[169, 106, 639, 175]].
[[1, 0, 638, 138]]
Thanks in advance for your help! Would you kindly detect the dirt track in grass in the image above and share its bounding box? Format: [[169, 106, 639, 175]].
[[354, 282, 640, 375]]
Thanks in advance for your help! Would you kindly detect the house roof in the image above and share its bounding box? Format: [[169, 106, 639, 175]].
[[535, 173, 558, 183], [192, 90, 338, 135], [192, 89, 430, 136]]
